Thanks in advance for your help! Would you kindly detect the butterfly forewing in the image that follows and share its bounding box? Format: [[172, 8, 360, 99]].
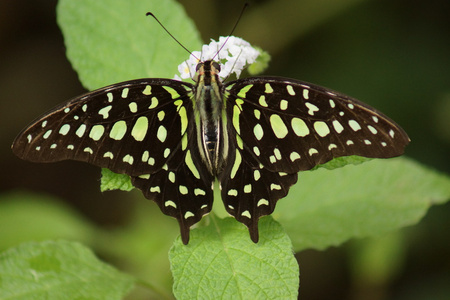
[[13, 79, 191, 174], [225, 77, 409, 173]]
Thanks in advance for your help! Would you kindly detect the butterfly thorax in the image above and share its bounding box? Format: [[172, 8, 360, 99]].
[[194, 60, 229, 175]]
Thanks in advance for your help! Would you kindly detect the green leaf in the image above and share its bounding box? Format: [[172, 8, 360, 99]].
[[276, 158, 450, 251], [169, 216, 299, 299], [0, 240, 134, 299], [0, 192, 95, 251], [314, 155, 372, 171], [100, 168, 134, 192], [57, 0, 202, 90]]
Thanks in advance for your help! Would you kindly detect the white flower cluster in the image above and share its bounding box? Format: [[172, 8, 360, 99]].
[[175, 36, 260, 81]]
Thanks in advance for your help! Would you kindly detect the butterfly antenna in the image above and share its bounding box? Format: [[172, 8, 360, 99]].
[[212, 3, 249, 61], [146, 12, 199, 60]]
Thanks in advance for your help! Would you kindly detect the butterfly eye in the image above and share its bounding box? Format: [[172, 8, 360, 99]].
[[212, 61, 221, 72], [196, 63, 204, 71]]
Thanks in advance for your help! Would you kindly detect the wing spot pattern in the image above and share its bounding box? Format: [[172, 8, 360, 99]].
[[254, 169, 261, 181], [241, 210, 251, 218], [270, 184, 282, 191], [141, 150, 149, 162], [107, 92, 113, 102], [313, 121, 330, 137], [123, 154, 134, 165], [149, 97, 158, 109], [257, 199, 269, 207], [164, 148, 171, 158], [128, 102, 137, 113], [270, 114, 288, 139], [121, 88, 129, 98], [332, 120, 344, 134], [348, 120, 362, 131], [389, 129, 395, 138], [368, 125, 378, 134], [59, 124, 70, 136], [157, 125, 167, 143], [259, 95, 268, 107], [309, 148, 319, 156], [98, 105, 112, 119], [253, 146, 260, 156], [253, 124, 264, 140], [104, 152, 114, 159], [168, 171, 176, 183], [43, 130, 52, 139], [150, 186, 161, 193], [76, 124, 87, 138], [165, 201, 177, 208], [305, 102, 319, 116], [269, 155, 276, 163], [254, 109, 261, 119], [287, 85, 296, 96], [292, 118, 309, 137], [194, 188, 206, 196], [89, 125, 105, 141], [329, 99, 336, 108], [230, 149, 242, 179], [142, 85, 152, 95], [184, 211, 195, 219], [274, 148, 282, 160], [109, 121, 127, 140], [264, 83, 274, 93], [179, 185, 188, 195], [290, 152, 301, 162], [303, 88, 309, 100]]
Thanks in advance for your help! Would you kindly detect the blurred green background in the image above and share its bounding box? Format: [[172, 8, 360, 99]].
[[1, 0, 449, 299]]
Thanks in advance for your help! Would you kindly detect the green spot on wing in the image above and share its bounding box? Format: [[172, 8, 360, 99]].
[[237, 84, 253, 98]]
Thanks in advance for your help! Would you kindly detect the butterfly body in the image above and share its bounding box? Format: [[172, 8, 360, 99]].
[[195, 60, 227, 175], [12, 59, 409, 244]]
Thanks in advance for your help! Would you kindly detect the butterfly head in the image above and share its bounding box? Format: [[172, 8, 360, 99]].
[[193, 60, 222, 85]]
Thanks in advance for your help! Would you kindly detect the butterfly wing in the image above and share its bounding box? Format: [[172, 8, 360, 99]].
[[220, 76, 410, 241], [12, 79, 214, 244]]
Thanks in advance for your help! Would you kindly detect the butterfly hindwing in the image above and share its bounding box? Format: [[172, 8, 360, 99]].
[[218, 138, 298, 242], [131, 119, 215, 244]]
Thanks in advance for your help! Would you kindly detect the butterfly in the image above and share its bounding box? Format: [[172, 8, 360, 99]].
[[12, 37, 410, 244]]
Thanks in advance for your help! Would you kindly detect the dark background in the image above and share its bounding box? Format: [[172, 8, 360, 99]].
[[1, 0, 449, 299]]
